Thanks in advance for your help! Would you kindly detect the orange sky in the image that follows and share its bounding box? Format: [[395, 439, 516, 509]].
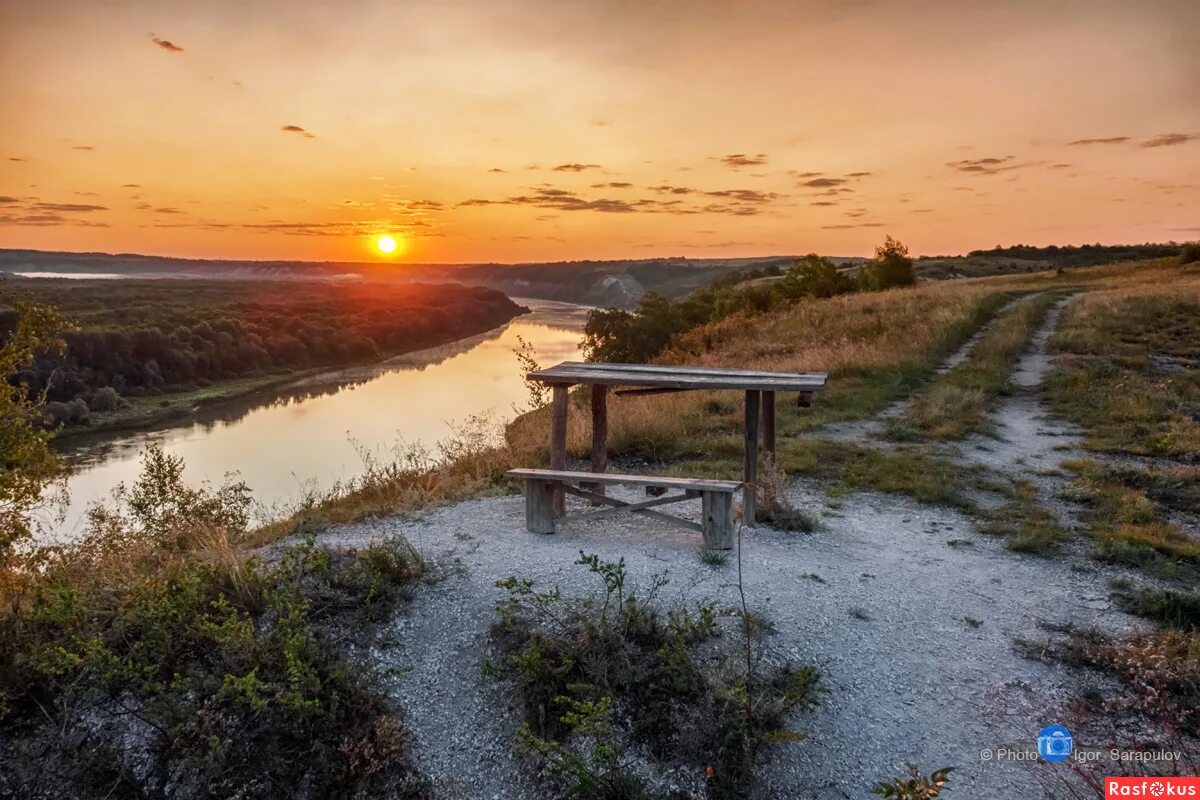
[[1, 0, 1198, 263]]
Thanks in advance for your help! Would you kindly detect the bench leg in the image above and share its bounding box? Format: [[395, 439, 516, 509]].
[[550, 385, 568, 517], [525, 479, 557, 534], [702, 491, 735, 550]]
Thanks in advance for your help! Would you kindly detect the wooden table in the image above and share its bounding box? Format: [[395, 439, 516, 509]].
[[526, 362, 828, 523]]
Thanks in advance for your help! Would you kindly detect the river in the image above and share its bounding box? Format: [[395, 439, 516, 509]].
[[41, 298, 588, 541]]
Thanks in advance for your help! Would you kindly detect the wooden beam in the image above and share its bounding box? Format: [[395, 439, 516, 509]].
[[550, 384, 568, 517], [560, 484, 703, 533], [761, 390, 776, 461], [588, 384, 608, 499], [613, 387, 691, 397], [507, 468, 741, 492], [568, 491, 695, 522], [743, 389, 760, 527]]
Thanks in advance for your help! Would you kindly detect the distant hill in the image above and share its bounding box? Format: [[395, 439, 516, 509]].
[[0, 248, 810, 308]]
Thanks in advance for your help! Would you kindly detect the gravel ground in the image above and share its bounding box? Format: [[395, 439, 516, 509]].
[[290, 291, 1154, 798]]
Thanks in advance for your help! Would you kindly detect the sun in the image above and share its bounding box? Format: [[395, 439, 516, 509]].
[[376, 234, 398, 255]]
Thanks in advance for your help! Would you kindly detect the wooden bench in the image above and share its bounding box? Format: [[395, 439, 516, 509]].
[[505, 468, 741, 550]]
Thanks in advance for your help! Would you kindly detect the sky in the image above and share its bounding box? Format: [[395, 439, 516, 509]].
[[1, 0, 1198, 263]]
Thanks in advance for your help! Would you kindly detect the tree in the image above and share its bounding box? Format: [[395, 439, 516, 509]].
[[860, 235, 916, 291], [778, 254, 855, 300], [0, 290, 65, 554]]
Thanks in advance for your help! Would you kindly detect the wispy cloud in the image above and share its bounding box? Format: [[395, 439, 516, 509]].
[[1067, 136, 1129, 146], [592, 182, 632, 189], [150, 35, 184, 52], [719, 154, 768, 168], [72, 146, 94, 151], [32, 202, 107, 212], [281, 125, 316, 139], [8, 157, 26, 163], [801, 177, 846, 187], [1141, 133, 1197, 148], [551, 163, 602, 172], [946, 156, 1041, 175]]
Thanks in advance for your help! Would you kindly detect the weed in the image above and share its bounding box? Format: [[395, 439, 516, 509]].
[[700, 550, 729, 567], [964, 617, 983, 628], [1118, 589, 1200, 630], [975, 480, 1071, 554], [873, 764, 954, 798]]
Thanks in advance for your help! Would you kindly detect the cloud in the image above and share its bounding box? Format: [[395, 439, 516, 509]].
[[1067, 136, 1130, 146], [592, 182, 632, 189], [153, 207, 184, 214], [551, 163, 602, 172], [487, 168, 506, 173], [8, 157, 25, 162], [0, 196, 18, 204], [650, 185, 696, 195], [1141, 133, 1197, 148], [719, 154, 767, 168], [0, 213, 109, 227], [122, 183, 142, 188], [846, 172, 873, 177], [151, 35, 183, 52], [703, 189, 779, 203], [809, 201, 838, 206], [1049, 163, 1072, 169], [459, 185, 775, 216], [72, 146, 94, 151], [32, 202, 107, 212], [821, 223, 885, 229], [281, 125, 315, 139], [243, 220, 441, 237], [946, 156, 1042, 175], [801, 177, 846, 187]]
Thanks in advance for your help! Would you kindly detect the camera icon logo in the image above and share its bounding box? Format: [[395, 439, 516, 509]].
[[1036, 724, 1073, 763]]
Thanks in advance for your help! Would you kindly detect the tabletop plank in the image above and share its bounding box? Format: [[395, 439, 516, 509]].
[[527, 361, 827, 391]]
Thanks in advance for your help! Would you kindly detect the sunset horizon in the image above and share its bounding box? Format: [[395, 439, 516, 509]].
[[3, 0, 1197, 264]]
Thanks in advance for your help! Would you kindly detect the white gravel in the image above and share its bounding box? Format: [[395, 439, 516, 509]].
[[291, 290, 1154, 799]]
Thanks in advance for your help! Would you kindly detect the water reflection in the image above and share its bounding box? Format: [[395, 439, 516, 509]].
[[48, 298, 588, 540]]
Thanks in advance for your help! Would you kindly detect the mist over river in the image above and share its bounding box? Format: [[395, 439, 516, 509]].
[[40, 299, 588, 541]]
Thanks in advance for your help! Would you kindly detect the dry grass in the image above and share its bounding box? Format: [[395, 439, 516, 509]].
[[1047, 266, 1200, 458], [897, 292, 1060, 439]]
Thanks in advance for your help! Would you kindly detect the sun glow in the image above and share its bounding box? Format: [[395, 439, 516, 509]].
[[376, 234, 398, 255]]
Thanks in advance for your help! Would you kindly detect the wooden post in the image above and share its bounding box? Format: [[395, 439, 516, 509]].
[[761, 390, 776, 462], [525, 479, 557, 534], [743, 389, 760, 526], [586, 384, 608, 500], [550, 384, 569, 516], [702, 491, 735, 550]]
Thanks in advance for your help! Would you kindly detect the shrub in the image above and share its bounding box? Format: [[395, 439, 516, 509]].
[[88, 385, 124, 411], [0, 449, 430, 799], [1180, 242, 1200, 265], [492, 552, 821, 799], [873, 764, 954, 798]]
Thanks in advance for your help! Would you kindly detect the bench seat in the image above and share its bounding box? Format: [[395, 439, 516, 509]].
[[505, 468, 740, 550]]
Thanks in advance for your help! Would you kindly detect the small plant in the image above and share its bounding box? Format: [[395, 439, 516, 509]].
[[964, 617, 982, 628], [700, 549, 729, 566], [849, 606, 871, 621], [873, 764, 954, 798], [755, 455, 819, 531]]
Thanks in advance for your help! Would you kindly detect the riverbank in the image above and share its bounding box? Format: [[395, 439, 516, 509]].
[[51, 302, 534, 442]]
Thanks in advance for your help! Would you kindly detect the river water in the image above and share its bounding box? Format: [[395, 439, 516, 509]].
[[42, 298, 588, 540]]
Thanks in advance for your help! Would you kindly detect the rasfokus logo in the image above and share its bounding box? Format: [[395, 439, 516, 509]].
[[1106, 778, 1200, 798]]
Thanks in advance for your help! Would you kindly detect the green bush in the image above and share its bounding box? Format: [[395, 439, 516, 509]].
[[491, 552, 821, 799], [0, 448, 429, 799]]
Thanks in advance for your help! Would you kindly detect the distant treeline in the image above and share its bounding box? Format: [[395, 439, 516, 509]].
[[967, 242, 1185, 267], [584, 237, 914, 363], [0, 279, 524, 423]]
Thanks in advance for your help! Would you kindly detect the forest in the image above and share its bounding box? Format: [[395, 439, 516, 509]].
[[966, 242, 1183, 267], [0, 278, 525, 425]]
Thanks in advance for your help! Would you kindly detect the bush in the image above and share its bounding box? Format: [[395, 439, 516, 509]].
[[1181, 242, 1200, 265], [0, 448, 430, 799], [491, 552, 821, 799], [88, 385, 124, 412]]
